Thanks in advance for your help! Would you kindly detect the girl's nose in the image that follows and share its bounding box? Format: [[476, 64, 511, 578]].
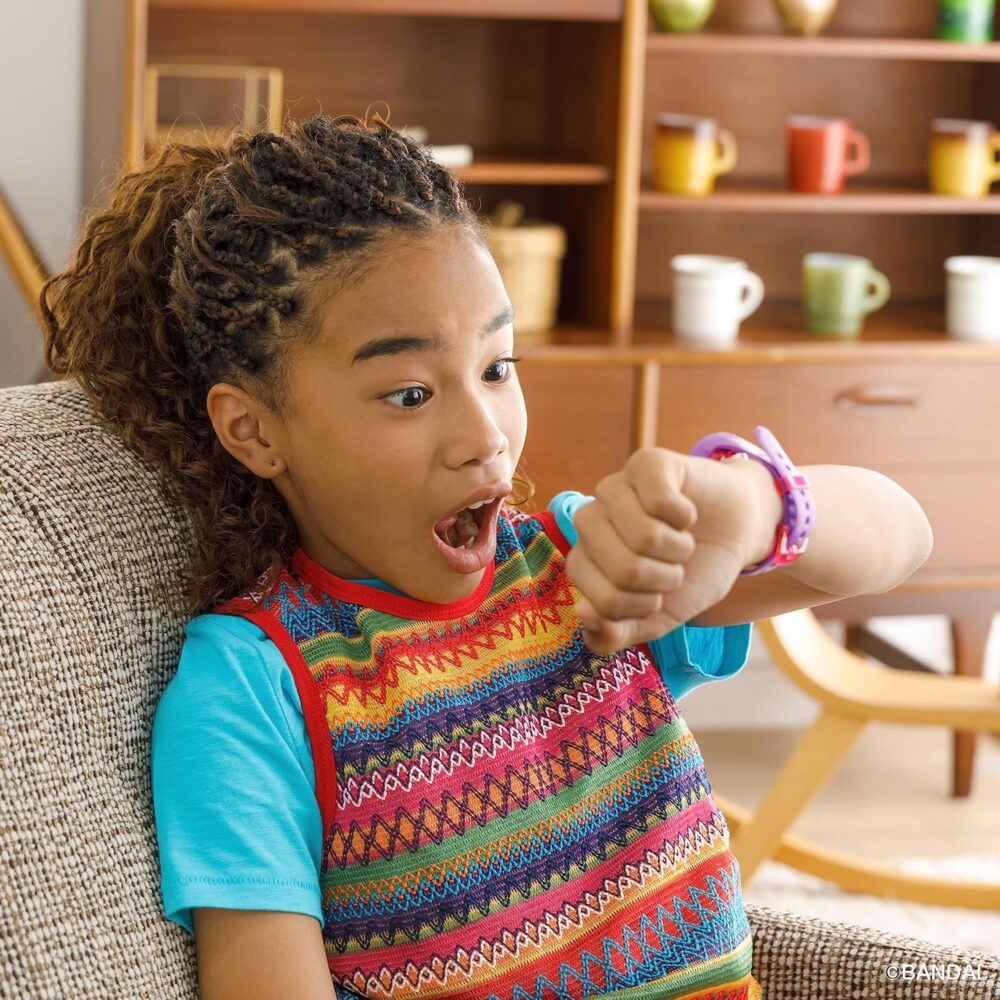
[[445, 390, 509, 469]]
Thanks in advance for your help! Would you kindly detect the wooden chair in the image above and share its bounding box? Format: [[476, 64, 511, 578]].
[[819, 586, 999, 798], [0, 182, 54, 385], [0, 183, 45, 312], [717, 608, 1000, 909]]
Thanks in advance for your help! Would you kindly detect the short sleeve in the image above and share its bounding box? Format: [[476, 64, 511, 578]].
[[151, 613, 324, 934], [548, 490, 753, 700]]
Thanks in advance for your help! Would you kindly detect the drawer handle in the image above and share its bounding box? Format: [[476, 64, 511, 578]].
[[834, 385, 918, 414]]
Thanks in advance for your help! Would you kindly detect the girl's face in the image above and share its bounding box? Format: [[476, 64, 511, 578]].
[[263, 223, 526, 604]]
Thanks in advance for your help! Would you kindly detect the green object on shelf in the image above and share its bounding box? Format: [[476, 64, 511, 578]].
[[937, 0, 996, 43], [649, 0, 716, 34], [803, 253, 891, 338]]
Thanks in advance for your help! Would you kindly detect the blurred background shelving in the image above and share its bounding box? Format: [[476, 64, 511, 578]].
[[134, 0, 1000, 353], [140, 0, 627, 347], [630, 0, 1000, 348]]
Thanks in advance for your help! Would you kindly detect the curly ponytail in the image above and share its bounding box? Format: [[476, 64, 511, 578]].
[[40, 111, 535, 617]]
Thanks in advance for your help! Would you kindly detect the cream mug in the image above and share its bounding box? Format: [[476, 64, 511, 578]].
[[944, 255, 1000, 342], [671, 255, 765, 344]]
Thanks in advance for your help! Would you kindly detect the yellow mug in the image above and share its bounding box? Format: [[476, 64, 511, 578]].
[[654, 113, 737, 196], [929, 118, 1000, 198]]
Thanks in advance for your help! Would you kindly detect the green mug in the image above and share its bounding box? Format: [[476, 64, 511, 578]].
[[937, 0, 996, 43], [803, 253, 891, 337]]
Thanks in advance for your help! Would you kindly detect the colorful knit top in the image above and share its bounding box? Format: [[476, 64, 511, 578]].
[[209, 502, 762, 1000]]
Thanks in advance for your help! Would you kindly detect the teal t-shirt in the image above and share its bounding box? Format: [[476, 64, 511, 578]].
[[151, 491, 752, 934]]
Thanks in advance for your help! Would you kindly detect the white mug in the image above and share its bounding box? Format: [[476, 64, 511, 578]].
[[670, 255, 765, 344], [944, 256, 1000, 342]]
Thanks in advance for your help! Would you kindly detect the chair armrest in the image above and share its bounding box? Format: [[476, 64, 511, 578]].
[[745, 902, 1000, 999]]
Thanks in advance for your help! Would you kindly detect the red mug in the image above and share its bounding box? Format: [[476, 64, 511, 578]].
[[786, 115, 871, 194]]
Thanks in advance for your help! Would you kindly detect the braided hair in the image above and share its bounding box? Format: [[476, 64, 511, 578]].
[[40, 111, 535, 617]]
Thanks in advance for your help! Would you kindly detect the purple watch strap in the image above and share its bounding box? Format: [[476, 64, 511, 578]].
[[690, 425, 815, 575]]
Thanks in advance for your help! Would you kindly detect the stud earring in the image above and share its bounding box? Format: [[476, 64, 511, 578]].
[[269, 458, 278, 467]]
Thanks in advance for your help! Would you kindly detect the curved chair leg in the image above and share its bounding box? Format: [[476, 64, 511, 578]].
[[726, 610, 1000, 909], [717, 792, 1000, 910], [950, 613, 993, 798], [727, 708, 866, 885]]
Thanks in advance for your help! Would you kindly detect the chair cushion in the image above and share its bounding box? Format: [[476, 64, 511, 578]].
[[0, 379, 198, 998], [746, 901, 1000, 998]]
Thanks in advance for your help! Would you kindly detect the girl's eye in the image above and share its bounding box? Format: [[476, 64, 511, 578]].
[[382, 386, 429, 409], [381, 356, 522, 409], [485, 356, 522, 383]]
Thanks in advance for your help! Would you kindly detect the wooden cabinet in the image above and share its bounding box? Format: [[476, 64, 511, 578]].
[[126, 0, 1000, 796], [657, 361, 1000, 467], [516, 363, 635, 505], [657, 356, 1000, 577]]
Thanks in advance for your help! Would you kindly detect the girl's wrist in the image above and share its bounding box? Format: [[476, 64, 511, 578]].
[[723, 455, 785, 570]]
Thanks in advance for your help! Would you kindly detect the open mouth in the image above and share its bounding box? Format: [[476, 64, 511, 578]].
[[433, 496, 499, 550]]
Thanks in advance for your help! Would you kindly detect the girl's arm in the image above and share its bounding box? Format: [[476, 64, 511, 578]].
[[194, 909, 336, 1000], [690, 459, 933, 627], [566, 447, 933, 655]]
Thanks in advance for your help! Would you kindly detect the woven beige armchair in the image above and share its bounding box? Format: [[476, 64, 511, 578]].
[[2, 378, 998, 1000]]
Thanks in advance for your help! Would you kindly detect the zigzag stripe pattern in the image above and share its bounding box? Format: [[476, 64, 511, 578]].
[[336, 698, 698, 828], [342, 857, 749, 1000], [219, 504, 762, 999]]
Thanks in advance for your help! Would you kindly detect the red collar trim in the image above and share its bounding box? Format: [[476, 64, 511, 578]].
[[290, 543, 496, 620]]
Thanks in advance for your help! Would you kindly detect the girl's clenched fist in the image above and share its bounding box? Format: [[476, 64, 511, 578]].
[[565, 446, 771, 656]]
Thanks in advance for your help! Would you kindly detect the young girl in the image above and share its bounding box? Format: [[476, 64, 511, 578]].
[[41, 111, 932, 1000]]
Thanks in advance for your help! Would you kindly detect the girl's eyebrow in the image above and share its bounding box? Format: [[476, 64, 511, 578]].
[[350, 303, 515, 365]]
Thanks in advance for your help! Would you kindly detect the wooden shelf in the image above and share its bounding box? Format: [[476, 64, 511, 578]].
[[628, 299, 1000, 359], [146, 134, 612, 185], [646, 31, 1000, 62], [455, 155, 611, 185], [149, 0, 622, 20], [515, 308, 1000, 364], [635, 297, 947, 337], [638, 181, 1000, 215]]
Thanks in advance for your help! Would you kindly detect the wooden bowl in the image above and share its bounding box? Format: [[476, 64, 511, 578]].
[[772, 0, 839, 36]]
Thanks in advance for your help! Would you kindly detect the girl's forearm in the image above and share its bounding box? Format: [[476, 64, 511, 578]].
[[732, 459, 934, 598]]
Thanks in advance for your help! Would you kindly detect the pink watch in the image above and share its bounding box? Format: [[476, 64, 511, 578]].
[[690, 425, 815, 576]]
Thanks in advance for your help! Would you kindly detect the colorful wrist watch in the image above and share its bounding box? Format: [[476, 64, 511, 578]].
[[689, 425, 816, 576]]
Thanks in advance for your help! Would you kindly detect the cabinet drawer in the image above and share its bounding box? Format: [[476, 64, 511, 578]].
[[519, 364, 633, 505], [658, 362, 1000, 467], [884, 466, 1000, 574]]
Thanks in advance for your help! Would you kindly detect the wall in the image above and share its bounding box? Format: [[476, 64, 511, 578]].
[[0, 0, 126, 388]]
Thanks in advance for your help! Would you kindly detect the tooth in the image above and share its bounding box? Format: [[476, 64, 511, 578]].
[[467, 499, 489, 510]]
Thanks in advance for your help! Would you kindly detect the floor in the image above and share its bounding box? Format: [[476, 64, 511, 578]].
[[696, 724, 1000, 959], [697, 723, 1000, 858]]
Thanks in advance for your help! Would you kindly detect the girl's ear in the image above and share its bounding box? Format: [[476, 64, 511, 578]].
[[206, 382, 284, 478]]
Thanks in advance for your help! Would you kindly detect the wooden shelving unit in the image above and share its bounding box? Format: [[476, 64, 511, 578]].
[[129, 0, 1000, 791], [624, 0, 1000, 348], [141, 0, 626, 344]]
